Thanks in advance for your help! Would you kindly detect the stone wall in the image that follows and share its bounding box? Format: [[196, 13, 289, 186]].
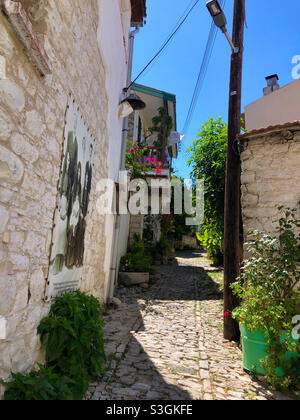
[[175, 235, 200, 251], [240, 125, 300, 244], [0, 0, 116, 390]]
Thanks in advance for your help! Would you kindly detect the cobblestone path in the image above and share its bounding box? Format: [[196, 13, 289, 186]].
[[87, 251, 294, 401]]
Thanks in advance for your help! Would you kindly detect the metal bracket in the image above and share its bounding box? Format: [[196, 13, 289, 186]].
[[233, 138, 241, 156]]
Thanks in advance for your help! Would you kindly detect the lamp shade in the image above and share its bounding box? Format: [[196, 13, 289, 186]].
[[121, 92, 146, 110]]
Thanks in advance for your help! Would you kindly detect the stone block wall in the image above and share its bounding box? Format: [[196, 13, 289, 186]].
[[175, 235, 199, 251], [240, 125, 300, 244], [0, 0, 113, 389]]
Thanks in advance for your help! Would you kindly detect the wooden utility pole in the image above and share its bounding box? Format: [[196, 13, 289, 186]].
[[223, 0, 245, 342]]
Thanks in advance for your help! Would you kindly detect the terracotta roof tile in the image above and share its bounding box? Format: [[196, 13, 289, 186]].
[[238, 121, 300, 140]]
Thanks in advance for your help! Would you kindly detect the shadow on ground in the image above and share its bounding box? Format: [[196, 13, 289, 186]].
[[88, 251, 294, 401], [89, 251, 211, 400]]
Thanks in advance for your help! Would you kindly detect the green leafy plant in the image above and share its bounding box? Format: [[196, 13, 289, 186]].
[[231, 207, 300, 393], [156, 237, 174, 263], [187, 117, 227, 262], [37, 291, 106, 399], [125, 141, 163, 178], [149, 107, 173, 148], [170, 176, 193, 241], [160, 214, 175, 238], [4, 365, 75, 401], [120, 235, 153, 273], [4, 291, 106, 400]]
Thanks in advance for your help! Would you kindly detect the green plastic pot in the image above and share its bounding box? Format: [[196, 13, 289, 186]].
[[241, 325, 299, 376]]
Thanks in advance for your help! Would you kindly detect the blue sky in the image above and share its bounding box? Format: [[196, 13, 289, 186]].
[[132, 0, 300, 178]]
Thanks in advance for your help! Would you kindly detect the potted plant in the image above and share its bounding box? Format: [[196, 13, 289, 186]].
[[231, 207, 300, 393], [125, 141, 163, 179], [119, 235, 153, 286]]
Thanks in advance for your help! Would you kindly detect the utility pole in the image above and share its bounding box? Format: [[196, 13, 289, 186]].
[[223, 0, 245, 342]]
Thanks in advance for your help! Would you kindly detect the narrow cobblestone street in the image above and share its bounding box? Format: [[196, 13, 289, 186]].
[[87, 251, 294, 401]]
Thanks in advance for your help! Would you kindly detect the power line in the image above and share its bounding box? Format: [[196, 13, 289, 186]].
[[182, 0, 227, 136], [136, 0, 196, 82], [182, 23, 217, 135], [126, 0, 201, 90]]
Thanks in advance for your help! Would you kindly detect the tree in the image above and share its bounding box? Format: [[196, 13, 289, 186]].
[[187, 117, 227, 263]]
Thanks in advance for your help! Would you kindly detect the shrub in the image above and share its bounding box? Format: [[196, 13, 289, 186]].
[[4, 291, 106, 400], [187, 117, 227, 260], [231, 207, 300, 393], [4, 365, 74, 401], [157, 237, 174, 257], [196, 222, 223, 264], [125, 141, 163, 178], [120, 235, 153, 273], [38, 291, 106, 399]]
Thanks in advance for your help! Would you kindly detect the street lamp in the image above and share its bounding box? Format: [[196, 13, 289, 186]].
[[206, 1, 237, 52]]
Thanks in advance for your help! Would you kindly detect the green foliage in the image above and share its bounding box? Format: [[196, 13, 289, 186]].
[[120, 235, 153, 273], [160, 214, 175, 238], [187, 117, 227, 260], [171, 176, 192, 241], [4, 365, 74, 401], [156, 237, 174, 257], [37, 291, 106, 399], [149, 107, 173, 148], [4, 291, 106, 400], [125, 141, 163, 178], [196, 223, 223, 264], [231, 208, 300, 393]]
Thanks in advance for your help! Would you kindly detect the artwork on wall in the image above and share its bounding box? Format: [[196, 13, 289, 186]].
[[46, 97, 95, 300]]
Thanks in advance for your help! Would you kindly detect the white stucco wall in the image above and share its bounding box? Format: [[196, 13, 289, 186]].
[[97, 0, 131, 301], [245, 78, 300, 131]]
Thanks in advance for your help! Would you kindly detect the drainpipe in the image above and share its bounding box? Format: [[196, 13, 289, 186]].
[[108, 27, 140, 303], [120, 27, 139, 171]]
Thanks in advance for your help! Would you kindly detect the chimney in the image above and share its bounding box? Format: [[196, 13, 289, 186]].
[[263, 74, 280, 96]]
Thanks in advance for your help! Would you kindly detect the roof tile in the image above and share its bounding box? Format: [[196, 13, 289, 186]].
[[238, 121, 300, 140]]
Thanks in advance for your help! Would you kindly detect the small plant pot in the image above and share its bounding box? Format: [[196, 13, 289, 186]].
[[119, 272, 149, 286], [241, 325, 299, 377]]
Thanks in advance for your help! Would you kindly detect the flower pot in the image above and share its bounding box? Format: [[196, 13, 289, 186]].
[[119, 272, 149, 286], [241, 325, 299, 377]]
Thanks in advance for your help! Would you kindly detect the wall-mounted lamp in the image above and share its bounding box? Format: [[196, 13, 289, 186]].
[[121, 92, 146, 111], [206, 0, 238, 53], [119, 91, 146, 118]]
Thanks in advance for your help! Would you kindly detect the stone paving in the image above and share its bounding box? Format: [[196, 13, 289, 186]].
[[87, 251, 295, 401]]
